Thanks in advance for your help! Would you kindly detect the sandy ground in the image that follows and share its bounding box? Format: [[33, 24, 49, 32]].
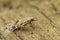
[[0, 0, 60, 40]]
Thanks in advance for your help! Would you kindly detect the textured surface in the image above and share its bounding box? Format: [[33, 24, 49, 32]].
[[0, 0, 60, 40]]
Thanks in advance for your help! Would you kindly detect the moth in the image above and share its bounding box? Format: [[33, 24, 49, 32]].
[[4, 17, 35, 32], [0, 17, 35, 39]]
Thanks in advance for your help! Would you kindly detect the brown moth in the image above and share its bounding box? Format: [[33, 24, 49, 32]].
[[1, 17, 35, 37]]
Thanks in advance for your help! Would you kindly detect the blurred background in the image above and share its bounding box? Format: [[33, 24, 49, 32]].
[[0, 0, 60, 40]]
